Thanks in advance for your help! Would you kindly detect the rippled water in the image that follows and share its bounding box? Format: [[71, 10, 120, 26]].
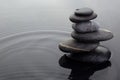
[[0, 31, 118, 80]]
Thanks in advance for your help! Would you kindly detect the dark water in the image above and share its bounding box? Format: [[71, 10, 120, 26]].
[[0, 31, 118, 80]]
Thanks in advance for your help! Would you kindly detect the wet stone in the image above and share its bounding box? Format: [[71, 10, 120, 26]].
[[71, 29, 113, 42], [59, 8, 113, 64], [59, 39, 99, 53], [59, 54, 111, 69], [75, 8, 93, 16], [66, 45, 111, 63], [69, 13, 97, 23], [72, 21, 99, 33]]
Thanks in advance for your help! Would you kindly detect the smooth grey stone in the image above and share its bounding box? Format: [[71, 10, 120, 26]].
[[71, 29, 113, 42], [69, 13, 97, 23], [75, 8, 93, 16], [66, 45, 111, 63], [59, 54, 111, 80], [59, 54, 111, 69], [72, 21, 99, 33], [59, 39, 99, 53]]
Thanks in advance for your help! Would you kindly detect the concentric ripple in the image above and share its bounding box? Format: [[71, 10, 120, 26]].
[[0, 30, 117, 80], [0, 30, 70, 80]]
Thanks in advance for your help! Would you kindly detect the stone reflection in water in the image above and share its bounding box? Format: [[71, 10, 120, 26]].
[[59, 55, 111, 80]]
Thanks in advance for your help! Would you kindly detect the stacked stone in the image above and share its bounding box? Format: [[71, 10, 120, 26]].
[[59, 8, 113, 63], [59, 55, 111, 80]]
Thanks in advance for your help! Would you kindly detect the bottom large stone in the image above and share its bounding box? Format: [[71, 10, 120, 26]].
[[59, 54, 111, 80], [66, 45, 111, 63]]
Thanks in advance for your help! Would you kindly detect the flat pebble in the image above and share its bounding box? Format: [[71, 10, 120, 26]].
[[69, 13, 97, 23], [59, 39, 99, 53], [66, 45, 111, 63], [71, 29, 113, 42], [75, 8, 93, 16]]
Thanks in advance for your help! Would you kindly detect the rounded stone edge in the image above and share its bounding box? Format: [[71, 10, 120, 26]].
[[66, 45, 111, 63], [71, 29, 114, 42], [58, 43, 90, 53], [72, 21, 99, 33], [75, 8, 94, 16], [59, 54, 111, 69], [69, 13, 97, 23]]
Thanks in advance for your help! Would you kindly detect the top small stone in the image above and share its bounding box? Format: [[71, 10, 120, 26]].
[[75, 8, 93, 16]]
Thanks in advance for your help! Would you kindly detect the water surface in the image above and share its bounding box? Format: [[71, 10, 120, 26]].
[[0, 0, 119, 80], [0, 31, 117, 80]]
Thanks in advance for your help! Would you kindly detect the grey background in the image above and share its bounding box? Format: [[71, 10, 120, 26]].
[[0, 0, 119, 62], [0, 0, 119, 36], [0, 0, 119, 80]]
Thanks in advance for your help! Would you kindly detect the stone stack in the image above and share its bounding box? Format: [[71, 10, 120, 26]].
[[59, 8, 113, 63]]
